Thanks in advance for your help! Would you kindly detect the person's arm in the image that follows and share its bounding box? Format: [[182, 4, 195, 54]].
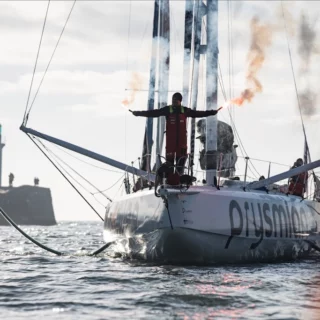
[[131, 107, 167, 118], [184, 106, 222, 118]]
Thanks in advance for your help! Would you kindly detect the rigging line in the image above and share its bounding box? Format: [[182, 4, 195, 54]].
[[42, 143, 113, 202], [35, 136, 107, 216], [0, 207, 62, 256], [306, 189, 320, 202], [37, 137, 108, 216], [112, 175, 127, 199], [27, 134, 104, 221], [52, 144, 123, 174], [188, 0, 197, 110], [91, 193, 111, 209], [1, 205, 115, 256], [124, 96, 127, 162], [91, 152, 148, 193], [228, 0, 235, 120], [281, 2, 309, 150], [218, 63, 260, 178], [188, 0, 199, 159], [204, 19, 255, 176], [37, 139, 112, 210], [92, 173, 126, 195], [140, 16, 151, 51], [125, 0, 132, 78], [128, 0, 151, 74], [23, 1, 51, 126], [218, 63, 257, 178], [218, 67, 260, 178], [218, 62, 259, 177], [230, 2, 235, 121], [218, 63, 228, 101], [26, 0, 77, 120], [124, 1, 132, 162], [227, 0, 232, 101], [237, 155, 289, 168], [206, 13, 258, 178], [204, 19, 249, 161]]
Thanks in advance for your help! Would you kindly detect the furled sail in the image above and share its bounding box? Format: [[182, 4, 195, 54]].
[[140, 0, 159, 174], [156, 0, 170, 169]]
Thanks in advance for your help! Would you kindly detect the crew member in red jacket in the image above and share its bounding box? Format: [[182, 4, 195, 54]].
[[288, 158, 307, 197], [131, 92, 221, 185]]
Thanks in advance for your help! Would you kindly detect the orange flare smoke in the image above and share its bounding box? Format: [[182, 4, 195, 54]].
[[224, 17, 273, 108], [122, 72, 143, 106]]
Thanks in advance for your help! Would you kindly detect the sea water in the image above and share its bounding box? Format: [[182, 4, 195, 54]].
[[1, 222, 319, 319]]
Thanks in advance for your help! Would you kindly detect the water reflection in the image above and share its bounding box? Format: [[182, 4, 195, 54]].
[[303, 273, 320, 320], [174, 273, 262, 319]]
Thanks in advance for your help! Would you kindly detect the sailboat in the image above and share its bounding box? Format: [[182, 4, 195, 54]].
[[20, 0, 320, 264]]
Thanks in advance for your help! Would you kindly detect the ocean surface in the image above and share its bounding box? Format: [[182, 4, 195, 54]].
[[1, 221, 320, 320]]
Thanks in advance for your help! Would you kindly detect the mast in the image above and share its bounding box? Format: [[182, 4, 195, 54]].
[[140, 0, 159, 173], [182, 0, 194, 104], [189, 1, 205, 165], [156, 0, 170, 169], [0, 124, 5, 187], [205, 0, 218, 185]]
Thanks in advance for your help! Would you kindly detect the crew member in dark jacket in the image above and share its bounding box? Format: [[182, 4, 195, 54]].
[[288, 158, 307, 197], [132, 92, 222, 185]]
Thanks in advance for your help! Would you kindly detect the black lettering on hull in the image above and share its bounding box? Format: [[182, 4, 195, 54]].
[[272, 204, 288, 238], [292, 206, 300, 238], [285, 202, 292, 238], [263, 203, 273, 237], [226, 198, 316, 249], [226, 200, 243, 249], [250, 203, 264, 249], [245, 202, 249, 237]]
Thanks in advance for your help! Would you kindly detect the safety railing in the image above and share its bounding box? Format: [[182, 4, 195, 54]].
[[125, 152, 319, 200]]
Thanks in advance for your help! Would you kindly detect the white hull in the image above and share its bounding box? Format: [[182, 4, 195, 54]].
[[104, 185, 320, 264], [105, 228, 313, 264]]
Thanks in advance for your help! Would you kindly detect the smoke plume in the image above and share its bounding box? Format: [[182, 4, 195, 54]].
[[297, 13, 319, 116], [230, 17, 273, 106], [298, 13, 318, 74], [122, 72, 143, 106]]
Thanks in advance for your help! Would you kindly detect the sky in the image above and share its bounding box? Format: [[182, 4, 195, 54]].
[[1, 1, 320, 221]]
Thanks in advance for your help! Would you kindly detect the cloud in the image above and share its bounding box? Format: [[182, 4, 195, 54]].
[[2, 1, 320, 221], [261, 112, 320, 126], [0, 1, 156, 69], [0, 70, 135, 96]]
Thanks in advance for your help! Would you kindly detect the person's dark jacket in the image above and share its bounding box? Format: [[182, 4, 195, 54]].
[[133, 105, 218, 118]]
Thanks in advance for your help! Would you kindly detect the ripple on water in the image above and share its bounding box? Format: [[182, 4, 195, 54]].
[[1, 222, 320, 320]]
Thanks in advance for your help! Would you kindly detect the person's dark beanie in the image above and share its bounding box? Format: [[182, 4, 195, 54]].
[[172, 92, 182, 101]]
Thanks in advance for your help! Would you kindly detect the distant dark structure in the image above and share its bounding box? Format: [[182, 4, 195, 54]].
[[0, 124, 5, 188], [9, 172, 14, 187], [0, 124, 56, 226], [0, 185, 56, 226], [34, 177, 39, 186]]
